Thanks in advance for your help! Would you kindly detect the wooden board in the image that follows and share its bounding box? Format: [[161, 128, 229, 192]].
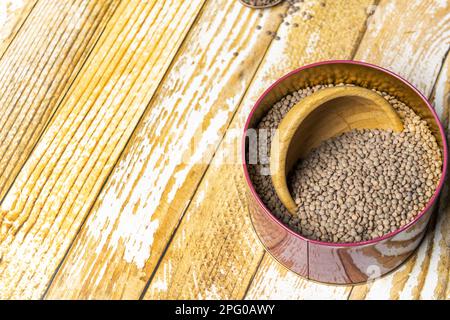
[[143, 0, 376, 300], [0, 0, 120, 200], [245, 254, 351, 299], [145, 0, 449, 300], [350, 55, 450, 300], [0, 0, 205, 299], [355, 0, 450, 97], [348, 0, 450, 300], [44, 0, 287, 299], [0, 0, 37, 57], [0, 0, 447, 300]]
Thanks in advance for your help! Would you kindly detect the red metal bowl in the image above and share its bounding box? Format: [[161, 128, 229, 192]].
[[241, 60, 448, 284]]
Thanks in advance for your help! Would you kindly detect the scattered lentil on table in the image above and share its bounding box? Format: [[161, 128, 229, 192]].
[[248, 84, 443, 243], [239, 0, 312, 40]]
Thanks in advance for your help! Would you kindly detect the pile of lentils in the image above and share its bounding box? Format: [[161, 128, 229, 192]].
[[248, 84, 442, 243], [240, 0, 282, 6]]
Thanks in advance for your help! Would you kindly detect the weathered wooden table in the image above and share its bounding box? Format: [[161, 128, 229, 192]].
[[0, 0, 448, 300]]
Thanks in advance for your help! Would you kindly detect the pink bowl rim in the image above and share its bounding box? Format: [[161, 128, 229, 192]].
[[241, 59, 448, 248]]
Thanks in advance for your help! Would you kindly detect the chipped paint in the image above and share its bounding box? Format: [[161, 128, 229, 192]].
[[245, 257, 349, 300], [0, 0, 24, 33]]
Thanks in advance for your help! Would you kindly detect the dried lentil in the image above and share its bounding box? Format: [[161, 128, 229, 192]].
[[248, 84, 442, 243], [241, 0, 281, 7]]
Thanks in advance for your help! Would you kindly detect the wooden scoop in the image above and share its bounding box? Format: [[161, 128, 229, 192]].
[[270, 86, 404, 215]]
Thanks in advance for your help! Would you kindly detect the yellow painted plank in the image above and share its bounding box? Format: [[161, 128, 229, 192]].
[[249, 0, 450, 301], [0, 0, 37, 57], [432, 55, 450, 130], [350, 203, 449, 300], [432, 64, 450, 301], [0, 0, 205, 299], [0, 0, 120, 200], [350, 58, 450, 300], [430, 56, 449, 301], [355, 0, 450, 98], [420, 171, 449, 300], [144, 0, 375, 300], [45, 0, 286, 300], [348, 0, 450, 300], [245, 254, 351, 299]]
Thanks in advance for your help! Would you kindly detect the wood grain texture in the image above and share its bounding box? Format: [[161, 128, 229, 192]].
[[0, 0, 120, 201], [433, 55, 450, 130], [0, 0, 447, 300], [348, 0, 450, 300], [350, 57, 450, 300], [144, 0, 375, 300], [245, 254, 351, 299], [355, 0, 450, 97], [0, 0, 205, 299], [430, 59, 449, 296], [45, 0, 287, 300], [0, 0, 36, 57]]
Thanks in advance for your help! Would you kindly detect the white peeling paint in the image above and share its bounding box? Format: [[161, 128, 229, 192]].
[[418, 237, 441, 299], [366, 1, 396, 36], [81, 0, 259, 273], [202, 284, 221, 300], [0, 0, 24, 31], [429, 0, 448, 14], [305, 31, 320, 58], [150, 260, 172, 295], [397, 234, 432, 299], [167, 108, 230, 203], [363, 236, 430, 300], [194, 188, 206, 207], [151, 279, 168, 292], [432, 61, 449, 121], [246, 260, 347, 300]]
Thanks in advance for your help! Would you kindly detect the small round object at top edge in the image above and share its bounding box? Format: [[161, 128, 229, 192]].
[[239, 0, 284, 9]]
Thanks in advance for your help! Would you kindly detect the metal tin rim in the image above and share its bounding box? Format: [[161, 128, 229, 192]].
[[241, 59, 449, 248], [238, 0, 284, 9]]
